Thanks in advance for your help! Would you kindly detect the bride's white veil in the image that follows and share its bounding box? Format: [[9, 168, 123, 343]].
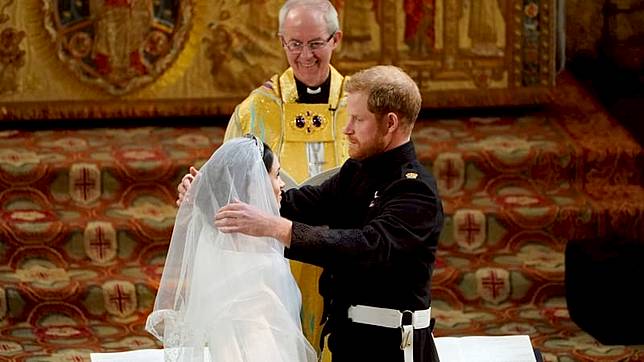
[[146, 136, 316, 362]]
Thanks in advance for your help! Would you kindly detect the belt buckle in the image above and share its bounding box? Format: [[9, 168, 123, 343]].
[[400, 310, 413, 349], [401, 310, 413, 326]]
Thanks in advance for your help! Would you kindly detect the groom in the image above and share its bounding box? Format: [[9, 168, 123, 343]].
[[215, 65, 443, 362]]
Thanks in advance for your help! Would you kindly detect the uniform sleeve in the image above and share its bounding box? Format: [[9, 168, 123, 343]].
[[285, 179, 442, 268], [280, 171, 341, 226]]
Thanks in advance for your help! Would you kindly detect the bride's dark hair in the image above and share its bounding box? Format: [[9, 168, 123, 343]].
[[261, 142, 275, 173], [243, 133, 275, 173]]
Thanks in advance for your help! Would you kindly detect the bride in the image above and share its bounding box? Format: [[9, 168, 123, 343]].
[[146, 135, 317, 362]]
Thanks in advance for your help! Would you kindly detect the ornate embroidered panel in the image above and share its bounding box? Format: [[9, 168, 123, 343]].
[[42, 0, 192, 95], [0, 0, 556, 120]]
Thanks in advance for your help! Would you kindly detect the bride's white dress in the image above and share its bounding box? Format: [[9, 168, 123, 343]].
[[146, 137, 316, 362]]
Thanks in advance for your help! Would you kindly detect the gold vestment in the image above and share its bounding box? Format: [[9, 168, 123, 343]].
[[224, 66, 349, 359]]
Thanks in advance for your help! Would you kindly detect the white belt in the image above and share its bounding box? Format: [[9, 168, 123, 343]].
[[347, 305, 431, 362]]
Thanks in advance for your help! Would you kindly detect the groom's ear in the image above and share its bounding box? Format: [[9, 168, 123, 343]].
[[385, 112, 399, 134]]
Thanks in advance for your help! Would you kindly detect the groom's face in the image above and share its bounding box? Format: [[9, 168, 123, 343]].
[[344, 91, 388, 160]]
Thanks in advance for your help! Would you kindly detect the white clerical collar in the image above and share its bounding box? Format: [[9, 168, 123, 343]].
[[306, 87, 321, 94]]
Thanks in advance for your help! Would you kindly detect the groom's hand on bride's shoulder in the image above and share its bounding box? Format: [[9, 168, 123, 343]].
[[176, 166, 199, 206], [214, 201, 292, 246], [214, 201, 260, 235]]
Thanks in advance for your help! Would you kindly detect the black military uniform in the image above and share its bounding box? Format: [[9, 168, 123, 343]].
[[282, 141, 443, 362]]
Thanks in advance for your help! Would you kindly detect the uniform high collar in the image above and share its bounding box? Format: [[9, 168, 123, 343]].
[[359, 141, 416, 170]]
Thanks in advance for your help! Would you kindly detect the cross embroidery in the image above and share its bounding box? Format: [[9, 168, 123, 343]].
[[439, 158, 460, 190], [74, 168, 95, 201], [90, 227, 110, 260], [481, 270, 505, 299], [458, 213, 481, 245], [110, 285, 132, 314]]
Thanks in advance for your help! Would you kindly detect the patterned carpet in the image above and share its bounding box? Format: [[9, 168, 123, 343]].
[[0, 72, 642, 361]]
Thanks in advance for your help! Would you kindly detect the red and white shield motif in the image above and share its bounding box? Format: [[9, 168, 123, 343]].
[[84, 221, 117, 264], [103, 280, 137, 318], [453, 209, 486, 251], [475, 268, 510, 304], [69, 163, 101, 204], [435, 153, 465, 196], [42, 0, 192, 95]]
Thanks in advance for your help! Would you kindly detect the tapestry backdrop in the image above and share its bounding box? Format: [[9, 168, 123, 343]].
[[0, 0, 556, 120]]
